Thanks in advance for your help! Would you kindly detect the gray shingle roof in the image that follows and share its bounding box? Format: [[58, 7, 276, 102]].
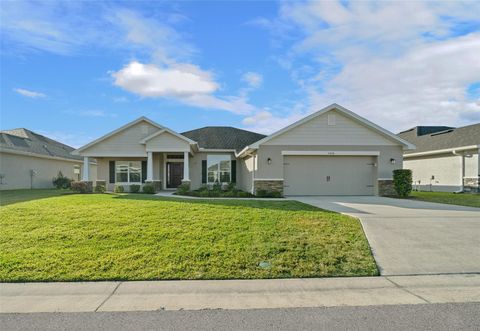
[[181, 127, 266, 152], [398, 123, 480, 154], [0, 128, 82, 161]]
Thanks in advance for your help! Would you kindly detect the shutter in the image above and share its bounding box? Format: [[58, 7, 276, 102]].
[[109, 161, 115, 183], [202, 160, 207, 184], [141, 161, 147, 183], [231, 160, 236, 183]]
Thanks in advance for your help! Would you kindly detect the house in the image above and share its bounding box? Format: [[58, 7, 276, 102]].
[[73, 104, 414, 196], [0, 128, 96, 190], [398, 124, 480, 193]]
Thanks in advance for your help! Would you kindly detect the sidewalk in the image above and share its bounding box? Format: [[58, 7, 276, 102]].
[[1, 274, 479, 313]]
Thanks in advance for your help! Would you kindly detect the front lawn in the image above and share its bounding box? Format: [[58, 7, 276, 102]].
[[0, 189, 73, 206], [0, 194, 377, 281], [409, 191, 480, 208]]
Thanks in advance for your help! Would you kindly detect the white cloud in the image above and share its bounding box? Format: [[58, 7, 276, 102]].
[[242, 72, 263, 88], [14, 88, 46, 98], [257, 0, 480, 131], [112, 61, 218, 97]]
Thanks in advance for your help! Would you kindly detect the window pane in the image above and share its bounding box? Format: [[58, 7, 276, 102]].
[[116, 162, 128, 182], [207, 171, 216, 183], [129, 162, 141, 183], [220, 172, 230, 182], [207, 155, 230, 183]]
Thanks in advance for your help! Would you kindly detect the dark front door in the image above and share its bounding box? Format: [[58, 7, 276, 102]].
[[167, 162, 183, 188]]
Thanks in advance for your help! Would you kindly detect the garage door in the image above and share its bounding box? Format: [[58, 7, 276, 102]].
[[284, 155, 376, 195]]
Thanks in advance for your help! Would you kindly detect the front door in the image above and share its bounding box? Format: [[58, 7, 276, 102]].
[[167, 162, 184, 188]]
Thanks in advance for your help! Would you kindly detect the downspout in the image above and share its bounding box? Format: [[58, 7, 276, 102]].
[[452, 150, 464, 193]]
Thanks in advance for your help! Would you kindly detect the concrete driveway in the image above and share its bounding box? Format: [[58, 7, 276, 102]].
[[291, 196, 480, 276]]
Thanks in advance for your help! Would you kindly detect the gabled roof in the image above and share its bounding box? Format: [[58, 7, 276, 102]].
[[181, 127, 266, 152], [398, 123, 480, 154], [0, 128, 82, 161], [247, 103, 415, 150], [140, 128, 197, 145], [73, 117, 164, 154]]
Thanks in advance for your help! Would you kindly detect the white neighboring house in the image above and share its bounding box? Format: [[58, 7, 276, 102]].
[[398, 124, 480, 193], [0, 128, 96, 190]]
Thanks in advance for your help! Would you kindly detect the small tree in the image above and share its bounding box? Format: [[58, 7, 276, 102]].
[[52, 171, 73, 189], [393, 169, 412, 197]]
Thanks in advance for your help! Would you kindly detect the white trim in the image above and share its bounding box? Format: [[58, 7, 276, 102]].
[[82, 157, 89, 181], [200, 148, 237, 153], [73, 116, 164, 154], [254, 178, 284, 181], [0, 148, 94, 164], [183, 151, 190, 181], [80, 153, 147, 157], [139, 128, 197, 145], [146, 152, 153, 181], [281, 150, 380, 156], [248, 103, 415, 150], [404, 145, 479, 158], [146, 148, 190, 152]]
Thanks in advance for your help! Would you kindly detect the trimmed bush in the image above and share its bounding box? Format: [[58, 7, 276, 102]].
[[393, 169, 412, 197], [130, 184, 140, 193], [143, 184, 155, 194], [71, 181, 90, 194], [114, 185, 125, 193], [94, 185, 106, 193], [52, 171, 73, 189], [176, 183, 190, 195]]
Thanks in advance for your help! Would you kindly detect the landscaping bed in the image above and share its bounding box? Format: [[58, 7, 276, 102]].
[[0, 193, 377, 281]]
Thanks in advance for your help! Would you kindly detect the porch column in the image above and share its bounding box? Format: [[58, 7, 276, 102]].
[[147, 152, 153, 181], [183, 151, 190, 181], [82, 156, 89, 181]]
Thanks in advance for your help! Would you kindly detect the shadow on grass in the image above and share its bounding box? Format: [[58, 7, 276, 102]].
[[0, 189, 75, 206], [113, 193, 339, 213]]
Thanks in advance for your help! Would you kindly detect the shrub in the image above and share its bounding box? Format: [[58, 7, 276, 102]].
[[267, 191, 283, 198], [143, 184, 155, 194], [114, 185, 125, 193], [176, 183, 190, 195], [130, 184, 140, 193], [393, 169, 412, 197], [238, 191, 253, 198], [256, 189, 267, 197], [211, 182, 222, 193], [94, 185, 106, 193], [71, 181, 90, 194], [52, 171, 73, 189]]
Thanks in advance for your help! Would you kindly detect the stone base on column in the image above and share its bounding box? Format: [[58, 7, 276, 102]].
[[463, 177, 479, 193], [378, 179, 395, 196], [145, 180, 162, 193]]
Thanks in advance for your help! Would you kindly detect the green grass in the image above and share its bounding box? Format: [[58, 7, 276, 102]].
[[0, 189, 74, 206], [0, 193, 377, 281], [410, 191, 480, 208]]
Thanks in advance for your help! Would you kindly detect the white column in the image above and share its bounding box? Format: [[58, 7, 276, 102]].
[[147, 152, 153, 181], [82, 156, 89, 181], [183, 151, 190, 181]]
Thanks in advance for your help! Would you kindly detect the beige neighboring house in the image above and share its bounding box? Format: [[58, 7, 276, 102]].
[[398, 124, 480, 193], [73, 104, 414, 196], [0, 128, 96, 190]]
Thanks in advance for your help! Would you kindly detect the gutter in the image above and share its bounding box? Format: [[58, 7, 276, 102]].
[[404, 145, 479, 158]]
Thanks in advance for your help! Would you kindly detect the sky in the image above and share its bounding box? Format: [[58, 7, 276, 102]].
[[1, 0, 479, 148]]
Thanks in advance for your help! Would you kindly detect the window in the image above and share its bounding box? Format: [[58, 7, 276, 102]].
[[115, 161, 142, 183], [207, 155, 231, 183]]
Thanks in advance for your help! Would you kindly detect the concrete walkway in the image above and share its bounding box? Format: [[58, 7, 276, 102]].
[[292, 196, 480, 276], [1, 274, 479, 313]]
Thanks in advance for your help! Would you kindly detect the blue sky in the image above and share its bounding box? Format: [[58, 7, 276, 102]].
[[1, 1, 479, 147]]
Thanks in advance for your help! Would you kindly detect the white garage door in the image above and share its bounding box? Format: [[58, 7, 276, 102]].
[[284, 155, 376, 196]]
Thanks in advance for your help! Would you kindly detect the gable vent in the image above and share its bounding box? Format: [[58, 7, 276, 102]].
[[327, 114, 336, 126]]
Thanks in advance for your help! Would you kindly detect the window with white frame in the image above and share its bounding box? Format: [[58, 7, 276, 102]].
[[115, 161, 141, 183], [207, 155, 231, 183]]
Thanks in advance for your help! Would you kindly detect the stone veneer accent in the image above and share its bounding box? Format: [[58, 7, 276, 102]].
[[254, 179, 284, 196], [145, 180, 162, 193], [463, 177, 479, 193], [378, 179, 395, 196]]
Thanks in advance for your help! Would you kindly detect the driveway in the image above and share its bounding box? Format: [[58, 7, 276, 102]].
[[291, 196, 480, 276]]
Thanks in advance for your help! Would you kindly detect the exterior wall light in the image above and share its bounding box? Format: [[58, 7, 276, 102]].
[[390, 158, 396, 164], [267, 157, 272, 165]]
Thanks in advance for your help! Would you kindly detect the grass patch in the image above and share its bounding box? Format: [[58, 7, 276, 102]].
[[0, 193, 378, 281], [0, 189, 73, 206], [409, 191, 480, 208]]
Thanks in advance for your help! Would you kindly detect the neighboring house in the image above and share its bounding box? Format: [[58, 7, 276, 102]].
[[0, 128, 96, 190], [398, 124, 480, 193], [73, 104, 413, 196]]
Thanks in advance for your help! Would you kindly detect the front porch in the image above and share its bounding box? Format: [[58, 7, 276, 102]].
[[82, 151, 191, 192]]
